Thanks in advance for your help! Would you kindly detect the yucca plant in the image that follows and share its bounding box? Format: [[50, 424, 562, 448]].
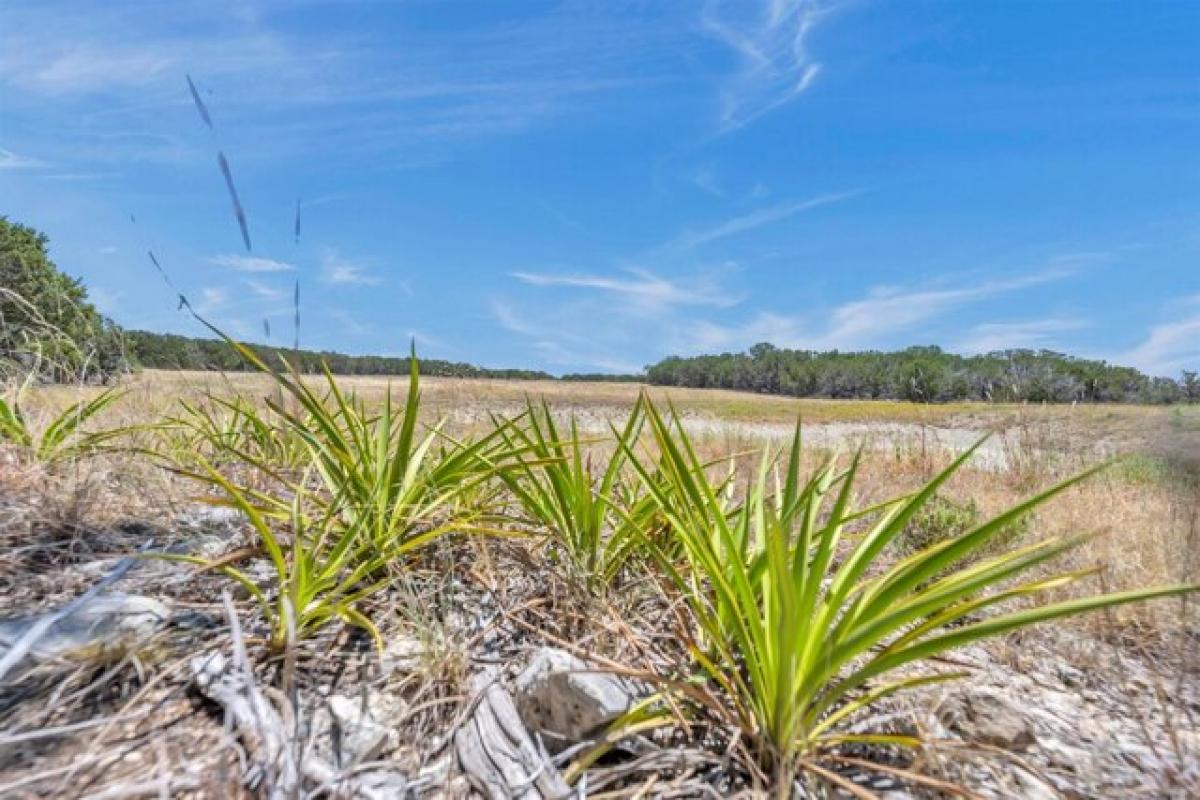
[[623, 397, 1197, 791], [0, 378, 128, 465], [492, 398, 655, 588], [177, 337, 517, 561], [168, 392, 311, 472], [159, 461, 389, 649]]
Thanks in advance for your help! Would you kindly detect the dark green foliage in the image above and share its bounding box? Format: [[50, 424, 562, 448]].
[[646, 343, 1194, 404], [125, 330, 552, 380], [560, 372, 646, 383], [1181, 371, 1200, 402], [0, 217, 127, 382]]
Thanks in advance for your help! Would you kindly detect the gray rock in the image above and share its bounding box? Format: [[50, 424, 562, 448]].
[[0, 592, 170, 675], [379, 634, 424, 676], [942, 688, 1035, 750], [514, 647, 633, 752], [178, 505, 244, 528], [311, 691, 403, 767]]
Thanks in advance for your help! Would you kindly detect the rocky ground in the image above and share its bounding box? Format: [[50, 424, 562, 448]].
[[1, 494, 1196, 799]]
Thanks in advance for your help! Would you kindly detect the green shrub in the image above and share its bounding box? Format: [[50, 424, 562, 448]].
[[0, 217, 127, 382], [900, 494, 980, 554]]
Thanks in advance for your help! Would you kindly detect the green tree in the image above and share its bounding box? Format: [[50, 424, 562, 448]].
[[645, 342, 1188, 405], [0, 217, 126, 382], [1181, 371, 1199, 403]]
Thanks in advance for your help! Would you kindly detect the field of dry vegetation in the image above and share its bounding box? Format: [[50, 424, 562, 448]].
[[1, 363, 1197, 798]]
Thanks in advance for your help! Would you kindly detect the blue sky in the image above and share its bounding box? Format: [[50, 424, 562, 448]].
[[1, 1, 1197, 376]]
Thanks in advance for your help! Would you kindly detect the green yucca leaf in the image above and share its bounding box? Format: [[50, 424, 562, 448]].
[[621, 394, 1198, 788], [160, 457, 393, 649], [162, 324, 533, 650], [0, 394, 33, 448], [493, 395, 649, 588], [0, 384, 130, 464]]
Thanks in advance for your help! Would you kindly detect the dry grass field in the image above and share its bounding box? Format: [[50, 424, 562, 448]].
[[1, 367, 1198, 798]]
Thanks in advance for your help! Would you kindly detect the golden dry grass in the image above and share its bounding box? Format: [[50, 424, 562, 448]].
[[3, 368, 1198, 798], [13, 368, 1200, 641]]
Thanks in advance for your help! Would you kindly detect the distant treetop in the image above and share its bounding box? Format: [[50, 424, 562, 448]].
[[644, 343, 1197, 404]]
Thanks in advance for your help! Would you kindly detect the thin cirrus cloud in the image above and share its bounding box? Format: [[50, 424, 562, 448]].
[[0, 148, 49, 170], [663, 190, 860, 252], [499, 265, 1070, 371], [194, 286, 228, 314], [245, 280, 290, 302], [673, 266, 1077, 355], [321, 249, 382, 286], [210, 254, 296, 273], [701, 0, 831, 131], [816, 269, 1072, 350], [1121, 303, 1200, 377], [7, 45, 173, 95], [510, 268, 741, 311], [491, 299, 642, 373], [959, 319, 1088, 354], [0, 2, 691, 164]]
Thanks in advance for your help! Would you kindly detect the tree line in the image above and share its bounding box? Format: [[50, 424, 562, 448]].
[[1, 216, 550, 382], [125, 330, 552, 380], [644, 343, 1199, 404], [5, 216, 1197, 402]]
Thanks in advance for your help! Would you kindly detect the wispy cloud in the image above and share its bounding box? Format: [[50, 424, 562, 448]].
[[664, 190, 859, 251], [42, 171, 121, 181], [321, 249, 382, 286], [511, 268, 741, 311], [492, 300, 548, 339], [210, 254, 296, 273], [491, 299, 642, 373], [672, 267, 1076, 355], [816, 269, 1071, 350], [406, 329, 456, 355], [959, 319, 1088, 354], [701, 0, 831, 131], [195, 286, 228, 314], [0, 2, 694, 167], [327, 309, 373, 336], [688, 165, 724, 196], [245, 280, 289, 301], [682, 313, 808, 354], [0, 148, 48, 170], [1121, 305, 1200, 376], [2, 42, 173, 95]]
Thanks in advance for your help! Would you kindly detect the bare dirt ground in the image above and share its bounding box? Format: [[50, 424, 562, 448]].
[[1, 372, 1197, 798]]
